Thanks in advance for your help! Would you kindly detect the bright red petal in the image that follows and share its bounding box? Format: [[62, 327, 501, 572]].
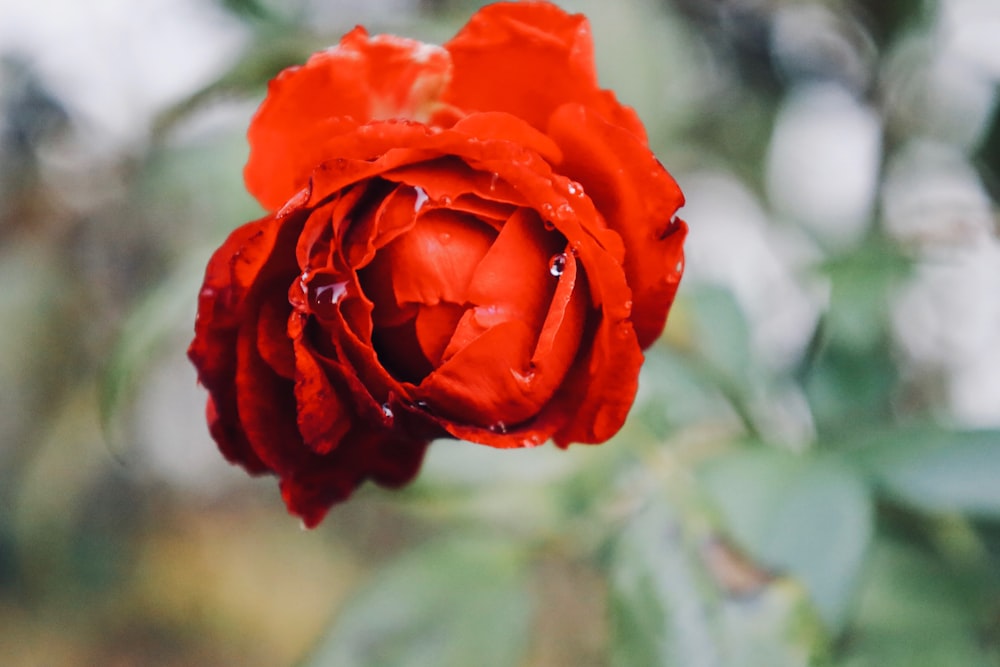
[[443, 2, 646, 140], [548, 103, 686, 348], [245, 28, 452, 211]]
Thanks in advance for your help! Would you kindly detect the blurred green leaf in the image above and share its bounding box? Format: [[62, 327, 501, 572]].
[[683, 284, 754, 390], [609, 489, 828, 667], [659, 284, 762, 436], [820, 236, 910, 350], [802, 237, 910, 436], [698, 450, 874, 630], [610, 494, 719, 667], [300, 537, 532, 667], [836, 537, 1000, 667], [99, 251, 209, 453], [854, 428, 1000, 519]]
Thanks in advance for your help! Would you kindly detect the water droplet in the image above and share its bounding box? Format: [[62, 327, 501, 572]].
[[548, 253, 567, 277], [307, 278, 348, 317], [570, 243, 581, 257], [381, 402, 394, 420], [439, 195, 453, 206], [489, 172, 499, 192], [511, 367, 536, 385], [624, 299, 633, 311], [675, 259, 684, 273], [489, 421, 508, 434], [567, 181, 584, 197], [540, 202, 554, 217], [413, 186, 429, 212], [414, 400, 430, 411], [555, 203, 574, 221], [543, 220, 556, 231]]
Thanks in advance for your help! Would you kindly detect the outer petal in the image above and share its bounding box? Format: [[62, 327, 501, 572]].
[[547, 103, 687, 349], [189, 208, 306, 473], [246, 28, 452, 211], [280, 430, 428, 528], [443, 2, 646, 140]]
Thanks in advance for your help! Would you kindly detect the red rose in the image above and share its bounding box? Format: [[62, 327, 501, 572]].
[[189, 1, 687, 526]]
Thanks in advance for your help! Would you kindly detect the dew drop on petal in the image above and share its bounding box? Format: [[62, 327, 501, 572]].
[[555, 203, 574, 222], [439, 195, 453, 206], [413, 186, 429, 212], [511, 367, 536, 385], [308, 279, 348, 317], [548, 253, 567, 277], [489, 421, 508, 434], [567, 181, 584, 197], [489, 172, 499, 192], [381, 402, 394, 421]]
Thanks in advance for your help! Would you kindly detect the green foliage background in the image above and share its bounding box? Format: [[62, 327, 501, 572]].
[[1, 0, 999, 665]]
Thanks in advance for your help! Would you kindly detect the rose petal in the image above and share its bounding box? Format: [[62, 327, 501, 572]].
[[423, 247, 587, 448], [415, 302, 467, 367], [342, 183, 421, 269], [246, 29, 452, 211], [235, 320, 307, 476], [419, 319, 537, 427], [547, 103, 687, 348], [190, 210, 305, 474], [553, 317, 643, 445], [256, 297, 295, 379], [362, 208, 496, 308], [381, 156, 525, 208], [451, 111, 563, 164], [280, 430, 428, 528], [446, 207, 562, 352], [443, 2, 646, 140], [290, 314, 353, 455]]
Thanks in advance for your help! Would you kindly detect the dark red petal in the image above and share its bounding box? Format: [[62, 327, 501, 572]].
[[290, 314, 353, 455], [547, 103, 687, 348], [189, 210, 305, 474], [234, 319, 307, 476], [280, 431, 428, 528], [245, 29, 452, 211], [328, 289, 417, 402], [256, 297, 295, 379], [205, 385, 268, 473]]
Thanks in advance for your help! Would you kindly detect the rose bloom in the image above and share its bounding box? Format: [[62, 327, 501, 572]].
[[189, 1, 686, 526]]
